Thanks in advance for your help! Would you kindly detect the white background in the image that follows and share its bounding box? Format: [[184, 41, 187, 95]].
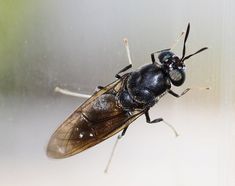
[[0, 0, 235, 186]]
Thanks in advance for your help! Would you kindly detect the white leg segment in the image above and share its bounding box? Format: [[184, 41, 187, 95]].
[[54, 87, 91, 98], [170, 31, 185, 50], [123, 38, 133, 65]]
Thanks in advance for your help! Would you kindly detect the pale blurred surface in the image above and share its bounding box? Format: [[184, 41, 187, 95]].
[[0, 0, 235, 186]]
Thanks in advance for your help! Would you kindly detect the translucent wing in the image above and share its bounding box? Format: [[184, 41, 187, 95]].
[[47, 74, 145, 158]]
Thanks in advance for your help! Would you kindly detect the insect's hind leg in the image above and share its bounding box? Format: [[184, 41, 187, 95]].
[[115, 38, 133, 79], [117, 126, 128, 139], [145, 110, 179, 137], [104, 126, 129, 173]]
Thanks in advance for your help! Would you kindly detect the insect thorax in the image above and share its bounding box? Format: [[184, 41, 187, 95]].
[[117, 64, 171, 111]]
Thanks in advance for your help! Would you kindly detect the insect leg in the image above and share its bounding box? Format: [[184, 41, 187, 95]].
[[168, 87, 210, 98], [145, 110, 179, 137], [115, 64, 132, 79], [151, 53, 156, 63], [94, 85, 106, 92], [145, 111, 163, 123], [168, 88, 190, 98], [104, 126, 129, 173], [54, 87, 91, 98], [170, 31, 185, 50], [151, 30, 185, 64], [115, 38, 133, 79], [97, 86, 104, 89], [118, 126, 128, 139]]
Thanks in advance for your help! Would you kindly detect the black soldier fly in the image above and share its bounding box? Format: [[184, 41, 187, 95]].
[[47, 23, 208, 169]]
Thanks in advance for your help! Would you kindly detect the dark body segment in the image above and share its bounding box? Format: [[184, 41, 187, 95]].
[[118, 64, 171, 111], [118, 64, 171, 110], [128, 64, 171, 99]]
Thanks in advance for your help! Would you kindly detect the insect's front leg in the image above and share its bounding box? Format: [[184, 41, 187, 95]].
[[168, 88, 190, 98]]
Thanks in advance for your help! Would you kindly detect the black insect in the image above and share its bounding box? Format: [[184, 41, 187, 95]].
[[47, 23, 207, 159]]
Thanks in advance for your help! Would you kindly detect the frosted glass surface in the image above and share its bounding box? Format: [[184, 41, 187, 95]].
[[0, 1, 234, 186]]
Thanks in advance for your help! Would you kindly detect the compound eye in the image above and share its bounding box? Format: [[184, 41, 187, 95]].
[[172, 56, 180, 62], [169, 69, 182, 81], [169, 69, 185, 86]]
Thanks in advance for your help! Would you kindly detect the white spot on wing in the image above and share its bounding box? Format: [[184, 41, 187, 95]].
[[57, 146, 66, 154], [79, 133, 84, 138]]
